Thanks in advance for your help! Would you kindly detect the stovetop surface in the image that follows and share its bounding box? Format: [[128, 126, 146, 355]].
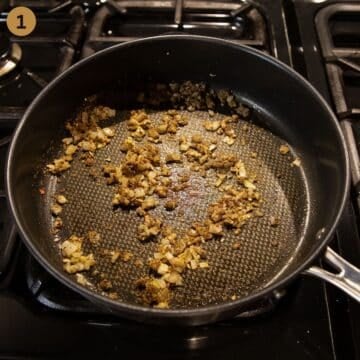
[[1, 0, 360, 359]]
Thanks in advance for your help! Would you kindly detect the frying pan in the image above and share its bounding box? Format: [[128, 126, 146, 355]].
[[6, 35, 360, 325]]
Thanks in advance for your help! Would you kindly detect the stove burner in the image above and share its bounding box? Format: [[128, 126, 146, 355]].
[[0, 33, 22, 78]]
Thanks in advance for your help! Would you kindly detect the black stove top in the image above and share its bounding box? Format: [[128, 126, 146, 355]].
[[1, 1, 360, 359]]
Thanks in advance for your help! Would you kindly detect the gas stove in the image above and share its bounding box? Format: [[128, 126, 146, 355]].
[[0, 1, 360, 359]]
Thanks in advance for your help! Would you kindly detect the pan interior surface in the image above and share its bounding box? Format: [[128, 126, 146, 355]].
[[41, 109, 309, 308]]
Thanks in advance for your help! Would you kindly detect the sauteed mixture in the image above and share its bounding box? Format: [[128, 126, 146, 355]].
[[44, 82, 300, 308]]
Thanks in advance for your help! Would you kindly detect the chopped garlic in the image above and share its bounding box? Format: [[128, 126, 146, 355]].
[[199, 262, 209, 268], [270, 216, 280, 227], [110, 251, 121, 263], [51, 204, 62, 216], [223, 136, 235, 146], [76, 273, 92, 286], [165, 199, 177, 211], [88, 230, 101, 245], [103, 127, 115, 137], [165, 153, 182, 163], [203, 120, 220, 131], [61, 235, 95, 274], [291, 158, 301, 167], [243, 179, 256, 190], [279, 144, 290, 155], [157, 263, 170, 275], [56, 195, 68, 205]]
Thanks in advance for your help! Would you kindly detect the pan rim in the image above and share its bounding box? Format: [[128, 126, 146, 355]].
[[5, 34, 350, 321]]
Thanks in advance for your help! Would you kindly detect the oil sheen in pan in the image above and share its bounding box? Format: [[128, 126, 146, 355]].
[[41, 108, 309, 308]]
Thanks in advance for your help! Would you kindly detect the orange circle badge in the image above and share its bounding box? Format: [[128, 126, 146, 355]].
[[6, 7, 37, 37]]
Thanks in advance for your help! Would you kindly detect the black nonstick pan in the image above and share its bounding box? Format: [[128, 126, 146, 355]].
[[6, 35, 360, 325]]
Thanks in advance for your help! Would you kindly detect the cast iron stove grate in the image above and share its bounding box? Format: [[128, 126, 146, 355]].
[[316, 4, 360, 206], [82, 0, 268, 58], [0, 2, 85, 277]]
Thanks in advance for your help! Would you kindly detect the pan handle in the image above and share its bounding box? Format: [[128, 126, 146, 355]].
[[303, 247, 360, 301]]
